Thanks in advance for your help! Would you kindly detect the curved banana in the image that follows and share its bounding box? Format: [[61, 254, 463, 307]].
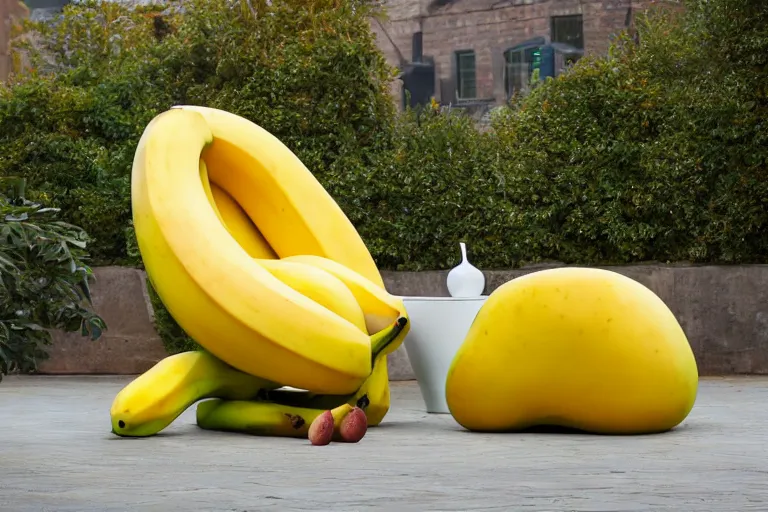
[[202, 160, 367, 331], [201, 161, 369, 333], [196, 399, 354, 439], [132, 108, 379, 394], [243, 316, 410, 427], [260, 352, 394, 427], [177, 104, 384, 288], [281, 254, 403, 336], [256, 258, 367, 333], [110, 350, 279, 437], [200, 159, 276, 259]]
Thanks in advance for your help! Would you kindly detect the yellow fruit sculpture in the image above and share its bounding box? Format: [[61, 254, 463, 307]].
[[110, 350, 280, 437], [445, 267, 698, 435], [112, 106, 410, 439]]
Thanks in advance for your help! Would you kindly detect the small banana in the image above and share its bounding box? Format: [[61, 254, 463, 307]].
[[196, 399, 354, 439], [194, 318, 407, 439], [110, 350, 279, 437], [261, 354, 391, 426]]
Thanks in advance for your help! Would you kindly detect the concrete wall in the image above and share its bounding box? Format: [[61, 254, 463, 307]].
[[37, 267, 167, 375], [37, 264, 768, 378], [383, 263, 768, 376]]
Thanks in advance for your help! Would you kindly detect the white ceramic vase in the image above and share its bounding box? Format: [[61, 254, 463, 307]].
[[446, 242, 485, 297]]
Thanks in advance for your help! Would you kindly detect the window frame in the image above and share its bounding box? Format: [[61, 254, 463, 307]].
[[550, 14, 585, 50], [502, 37, 546, 100], [454, 49, 477, 101]]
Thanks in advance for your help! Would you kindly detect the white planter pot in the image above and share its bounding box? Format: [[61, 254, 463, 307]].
[[401, 296, 488, 414]]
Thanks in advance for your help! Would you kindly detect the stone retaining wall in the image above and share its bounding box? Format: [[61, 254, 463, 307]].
[[37, 264, 768, 378]]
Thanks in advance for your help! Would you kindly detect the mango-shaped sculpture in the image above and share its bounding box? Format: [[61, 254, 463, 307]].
[[445, 267, 698, 435]]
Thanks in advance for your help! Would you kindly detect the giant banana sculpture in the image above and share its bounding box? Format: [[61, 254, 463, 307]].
[[110, 350, 279, 437], [114, 106, 410, 440]]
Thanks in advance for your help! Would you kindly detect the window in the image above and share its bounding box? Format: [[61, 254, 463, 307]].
[[504, 49, 524, 98], [551, 15, 584, 50], [504, 43, 543, 98], [455, 50, 476, 100]]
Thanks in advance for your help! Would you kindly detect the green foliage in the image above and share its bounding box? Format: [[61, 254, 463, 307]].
[[1, 0, 395, 266], [350, 0, 768, 270], [0, 177, 106, 380], [482, 0, 768, 266], [354, 103, 520, 270], [2, 0, 766, 354], [145, 278, 197, 355]]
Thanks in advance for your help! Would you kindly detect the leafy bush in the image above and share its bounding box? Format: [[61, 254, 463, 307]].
[[0, 177, 106, 380], [353, 102, 519, 270], [1, 0, 396, 266], [483, 0, 768, 266], [5, 0, 765, 271], [3, 0, 766, 354], [2, 0, 397, 352], [348, 0, 767, 270]]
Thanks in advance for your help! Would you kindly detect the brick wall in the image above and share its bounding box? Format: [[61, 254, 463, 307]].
[[0, 0, 28, 82], [373, 0, 654, 108]]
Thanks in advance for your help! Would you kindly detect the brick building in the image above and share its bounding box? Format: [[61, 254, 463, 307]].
[[0, 0, 28, 81], [4, 0, 653, 103], [372, 0, 652, 110]]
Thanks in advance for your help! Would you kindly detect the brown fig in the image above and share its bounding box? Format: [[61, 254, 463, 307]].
[[308, 410, 334, 446], [339, 406, 367, 443]]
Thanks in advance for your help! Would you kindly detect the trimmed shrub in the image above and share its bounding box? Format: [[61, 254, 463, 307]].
[[1, 0, 396, 266], [2, 0, 766, 355], [485, 1, 768, 266], [354, 102, 520, 270]]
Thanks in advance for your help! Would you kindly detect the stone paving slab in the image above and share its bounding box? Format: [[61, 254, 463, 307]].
[[1, 376, 768, 511]]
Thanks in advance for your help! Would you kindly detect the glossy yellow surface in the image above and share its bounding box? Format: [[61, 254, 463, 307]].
[[257, 258, 368, 333], [110, 351, 278, 437], [281, 254, 403, 336], [445, 267, 699, 435], [183, 104, 384, 288], [203, 158, 277, 260], [131, 107, 404, 394]]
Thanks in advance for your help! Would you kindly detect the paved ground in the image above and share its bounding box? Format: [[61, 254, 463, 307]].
[[1, 376, 767, 512]]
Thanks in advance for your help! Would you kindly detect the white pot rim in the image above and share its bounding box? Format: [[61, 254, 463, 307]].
[[395, 295, 489, 302]]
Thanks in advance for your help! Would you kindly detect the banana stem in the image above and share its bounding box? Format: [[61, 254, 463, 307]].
[[249, 317, 408, 412], [370, 316, 408, 363]]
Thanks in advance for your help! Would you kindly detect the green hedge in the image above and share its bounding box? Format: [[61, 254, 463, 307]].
[[5, 0, 764, 272], [1, 0, 766, 354], [0, 0, 395, 267], [488, 0, 768, 266], [351, 0, 768, 269]]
